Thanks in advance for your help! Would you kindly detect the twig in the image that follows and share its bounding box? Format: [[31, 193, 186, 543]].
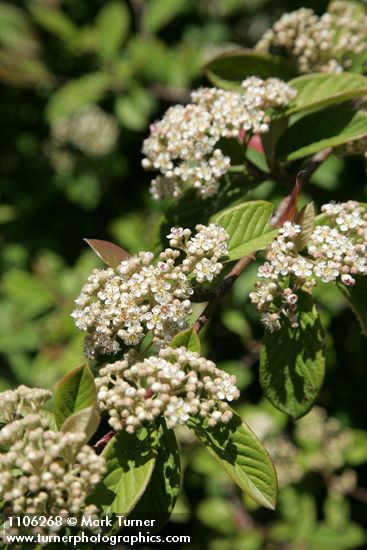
[[271, 148, 332, 226], [300, 148, 332, 181], [244, 156, 291, 187], [349, 486, 367, 504], [94, 430, 115, 454], [130, 0, 144, 35]]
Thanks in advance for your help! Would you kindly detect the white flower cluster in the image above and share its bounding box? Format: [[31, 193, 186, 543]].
[[0, 385, 51, 424], [142, 78, 296, 199], [256, 7, 367, 74], [250, 201, 367, 332], [52, 105, 119, 156], [96, 346, 239, 432], [72, 224, 229, 358], [0, 412, 105, 535]]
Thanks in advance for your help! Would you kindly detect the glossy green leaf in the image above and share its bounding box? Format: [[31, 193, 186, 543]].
[[84, 238, 130, 268], [287, 73, 367, 115], [46, 72, 111, 121], [211, 201, 277, 260], [260, 292, 325, 419], [171, 327, 201, 353], [61, 406, 100, 443], [96, 1, 130, 61], [150, 174, 262, 256], [91, 427, 157, 517], [142, 0, 188, 33], [205, 49, 297, 89], [54, 364, 97, 428], [188, 410, 277, 509], [277, 107, 367, 161], [132, 420, 181, 529], [338, 276, 367, 337]]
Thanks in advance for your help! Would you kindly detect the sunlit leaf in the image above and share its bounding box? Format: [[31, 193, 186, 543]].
[[287, 73, 367, 115], [54, 364, 97, 428], [211, 200, 277, 260], [294, 202, 315, 251], [61, 405, 100, 443], [90, 427, 157, 518], [84, 238, 130, 268], [171, 327, 201, 353], [277, 107, 367, 161], [188, 410, 277, 509]]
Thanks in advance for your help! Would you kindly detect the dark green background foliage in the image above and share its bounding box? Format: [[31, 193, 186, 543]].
[[1, 0, 367, 548]]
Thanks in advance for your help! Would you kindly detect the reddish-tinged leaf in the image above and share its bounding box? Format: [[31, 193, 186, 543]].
[[272, 172, 303, 227], [84, 238, 130, 268]]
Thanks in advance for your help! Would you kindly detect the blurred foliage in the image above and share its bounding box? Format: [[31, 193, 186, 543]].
[[0, 0, 367, 548]]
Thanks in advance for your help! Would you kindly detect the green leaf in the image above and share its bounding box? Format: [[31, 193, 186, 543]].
[[54, 364, 97, 428], [150, 175, 262, 256], [287, 73, 367, 115], [91, 427, 157, 517], [310, 523, 366, 550], [338, 275, 367, 337], [171, 328, 201, 353], [277, 107, 367, 161], [46, 72, 111, 121], [115, 86, 155, 131], [188, 410, 277, 510], [84, 238, 130, 268], [0, 3, 38, 54], [142, 0, 188, 34], [61, 406, 100, 443], [132, 420, 181, 529], [205, 49, 297, 89], [96, 1, 130, 61], [30, 4, 77, 43], [260, 292, 325, 419], [211, 201, 277, 260], [294, 202, 315, 252], [197, 497, 237, 535]]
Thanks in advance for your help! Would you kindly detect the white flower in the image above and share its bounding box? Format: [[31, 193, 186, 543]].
[[279, 221, 302, 239], [0, 413, 105, 535], [261, 313, 281, 333], [292, 258, 313, 279], [252, 201, 367, 332], [256, 7, 367, 74]]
